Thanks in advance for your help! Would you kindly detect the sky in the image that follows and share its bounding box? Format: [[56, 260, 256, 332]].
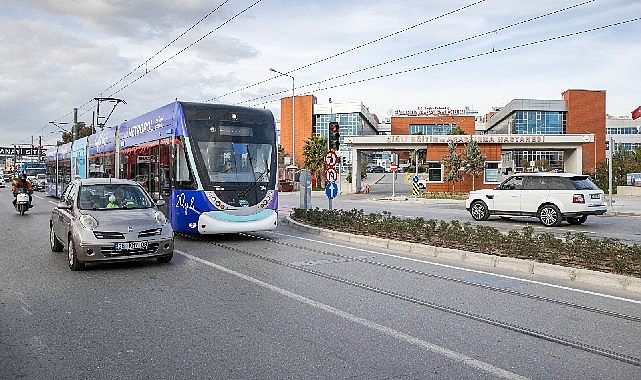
[[1, 0, 639, 147]]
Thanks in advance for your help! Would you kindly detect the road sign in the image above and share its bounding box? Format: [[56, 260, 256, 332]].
[[390, 162, 397, 172], [324, 151, 339, 167], [412, 175, 419, 183], [325, 182, 338, 199], [325, 167, 338, 183]]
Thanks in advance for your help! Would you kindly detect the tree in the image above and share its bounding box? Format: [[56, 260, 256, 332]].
[[302, 135, 328, 187], [57, 122, 94, 145], [441, 140, 464, 192], [594, 145, 641, 192], [463, 137, 486, 190], [450, 126, 466, 135]]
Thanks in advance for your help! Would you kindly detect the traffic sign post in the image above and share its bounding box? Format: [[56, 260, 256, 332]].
[[325, 181, 338, 210], [324, 150, 340, 209], [390, 162, 397, 197]]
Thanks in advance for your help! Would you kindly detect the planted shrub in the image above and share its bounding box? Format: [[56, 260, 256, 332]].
[[290, 207, 641, 278]]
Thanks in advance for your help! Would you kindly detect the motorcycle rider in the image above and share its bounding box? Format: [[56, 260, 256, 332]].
[[12, 173, 33, 208]]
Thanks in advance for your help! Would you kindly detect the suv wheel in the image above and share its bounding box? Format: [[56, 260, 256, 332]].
[[567, 215, 588, 225], [470, 200, 490, 221], [538, 204, 562, 227]]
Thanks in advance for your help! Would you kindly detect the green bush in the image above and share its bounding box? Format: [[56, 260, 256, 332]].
[[291, 208, 641, 278]]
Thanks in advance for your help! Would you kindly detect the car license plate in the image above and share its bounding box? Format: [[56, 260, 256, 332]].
[[590, 193, 601, 199], [114, 241, 148, 251]]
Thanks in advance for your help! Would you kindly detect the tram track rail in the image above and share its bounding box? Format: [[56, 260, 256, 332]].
[[180, 232, 641, 367]]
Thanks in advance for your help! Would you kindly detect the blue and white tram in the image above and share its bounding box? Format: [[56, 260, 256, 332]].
[[47, 101, 279, 234], [45, 142, 72, 198]]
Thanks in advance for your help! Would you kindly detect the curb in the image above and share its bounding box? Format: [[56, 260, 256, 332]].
[[283, 216, 641, 295]]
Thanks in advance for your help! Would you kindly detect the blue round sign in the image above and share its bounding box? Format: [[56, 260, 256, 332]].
[[412, 175, 419, 184], [325, 182, 338, 199]]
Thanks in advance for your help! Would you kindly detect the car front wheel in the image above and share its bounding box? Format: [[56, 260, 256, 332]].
[[470, 200, 490, 221], [538, 204, 562, 227], [68, 236, 85, 271], [50, 224, 63, 252]]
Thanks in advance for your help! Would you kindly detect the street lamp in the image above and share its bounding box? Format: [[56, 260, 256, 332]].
[[269, 67, 295, 166]]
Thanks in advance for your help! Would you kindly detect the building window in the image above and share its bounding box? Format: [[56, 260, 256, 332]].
[[427, 162, 443, 182], [484, 162, 500, 183]]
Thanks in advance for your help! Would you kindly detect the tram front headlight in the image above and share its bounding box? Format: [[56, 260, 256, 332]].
[[154, 211, 168, 226]]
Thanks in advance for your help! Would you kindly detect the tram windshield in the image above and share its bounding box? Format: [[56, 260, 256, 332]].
[[198, 141, 273, 184]]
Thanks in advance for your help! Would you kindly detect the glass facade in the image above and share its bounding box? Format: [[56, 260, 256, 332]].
[[607, 127, 640, 135], [488, 111, 566, 135], [514, 111, 565, 134], [409, 124, 456, 135], [488, 110, 566, 171]]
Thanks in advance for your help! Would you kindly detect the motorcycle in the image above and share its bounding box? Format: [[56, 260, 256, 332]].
[[14, 188, 31, 215]]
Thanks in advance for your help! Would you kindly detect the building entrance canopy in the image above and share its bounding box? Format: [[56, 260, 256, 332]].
[[344, 134, 594, 194]]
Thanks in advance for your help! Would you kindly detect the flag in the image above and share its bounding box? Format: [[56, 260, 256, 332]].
[[633, 106, 641, 120]]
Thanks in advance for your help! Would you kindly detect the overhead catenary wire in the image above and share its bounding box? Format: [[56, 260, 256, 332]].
[[246, 17, 641, 108], [205, 0, 488, 102], [107, 0, 265, 99], [46, 0, 235, 131], [240, 0, 600, 106]]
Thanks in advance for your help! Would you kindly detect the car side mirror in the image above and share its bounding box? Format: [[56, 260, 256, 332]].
[[57, 202, 72, 210], [155, 199, 166, 206]]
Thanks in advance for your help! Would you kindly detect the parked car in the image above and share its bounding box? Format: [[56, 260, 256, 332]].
[[370, 165, 386, 173], [50, 178, 174, 270], [465, 172, 607, 227]]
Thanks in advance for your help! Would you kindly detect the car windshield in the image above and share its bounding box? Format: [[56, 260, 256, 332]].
[[78, 184, 153, 210]]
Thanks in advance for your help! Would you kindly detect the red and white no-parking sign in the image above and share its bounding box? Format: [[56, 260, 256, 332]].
[[390, 162, 398, 172]]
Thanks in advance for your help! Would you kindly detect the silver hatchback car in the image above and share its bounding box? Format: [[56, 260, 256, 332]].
[[50, 178, 174, 270]]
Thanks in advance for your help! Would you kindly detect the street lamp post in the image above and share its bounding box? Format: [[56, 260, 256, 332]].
[[269, 68, 295, 166]]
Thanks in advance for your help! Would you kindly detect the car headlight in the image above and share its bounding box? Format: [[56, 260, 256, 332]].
[[79, 214, 98, 230], [154, 211, 168, 226]]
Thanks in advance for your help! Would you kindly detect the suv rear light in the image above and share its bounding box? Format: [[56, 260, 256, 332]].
[[573, 194, 585, 204]]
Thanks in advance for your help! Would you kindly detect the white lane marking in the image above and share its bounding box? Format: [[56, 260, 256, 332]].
[[270, 232, 641, 305], [177, 249, 529, 380]]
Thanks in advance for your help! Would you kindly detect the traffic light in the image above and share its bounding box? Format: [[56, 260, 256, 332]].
[[329, 122, 340, 151]]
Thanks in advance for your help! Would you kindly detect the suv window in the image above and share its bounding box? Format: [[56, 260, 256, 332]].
[[500, 176, 523, 190], [569, 176, 599, 190], [545, 176, 574, 190], [523, 176, 546, 190]]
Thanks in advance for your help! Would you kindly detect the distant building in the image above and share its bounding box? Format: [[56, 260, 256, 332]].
[[277, 95, 379, 166], [276, 89, 618, 193]]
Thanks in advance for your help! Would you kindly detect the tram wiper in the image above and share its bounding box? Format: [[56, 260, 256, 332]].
[[239, 165, 268, 198]]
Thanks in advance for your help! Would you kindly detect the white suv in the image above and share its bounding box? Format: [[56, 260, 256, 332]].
[[465, 172, 607, 226]]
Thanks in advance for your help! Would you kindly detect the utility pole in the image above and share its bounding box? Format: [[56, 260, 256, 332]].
[[73, 108, 78, 141]]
